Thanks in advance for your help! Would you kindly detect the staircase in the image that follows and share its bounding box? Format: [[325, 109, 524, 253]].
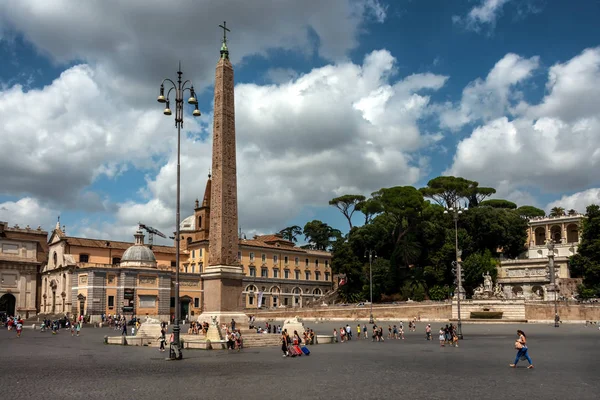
[[241, 333, 281, 348]]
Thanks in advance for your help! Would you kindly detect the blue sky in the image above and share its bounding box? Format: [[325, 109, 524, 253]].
[[0, 0, 599, 244]]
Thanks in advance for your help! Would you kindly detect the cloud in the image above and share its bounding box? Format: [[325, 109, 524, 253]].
[[0, 0, 387, 93], [364, 0, 388, 23], [546, 189, 600, 214], [453, 0, 511, 32], [101, 49, 448, 238], [265, 68, 299, 84], [439, 53, 539, 130], [0, 197, 57, 229], [0, 64, 202, 206], [447, 47, 600, 197]]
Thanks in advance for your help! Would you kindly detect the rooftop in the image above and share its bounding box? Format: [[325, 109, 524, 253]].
[[59, 236, 176, 254]]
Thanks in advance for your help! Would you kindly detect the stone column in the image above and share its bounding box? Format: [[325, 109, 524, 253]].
[[199, 39, 246, 326]]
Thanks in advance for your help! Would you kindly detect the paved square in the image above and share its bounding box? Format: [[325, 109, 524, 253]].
[[1, 322, 598, 400]]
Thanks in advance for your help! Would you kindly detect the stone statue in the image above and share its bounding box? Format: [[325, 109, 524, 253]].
[[211, 315, 218, 327], [493, 283, 504, 298], [473, 285, 485, 299], [483, 272, 493, 292]]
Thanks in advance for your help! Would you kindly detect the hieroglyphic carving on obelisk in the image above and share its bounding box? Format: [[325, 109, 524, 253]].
[[208, 21, 240, 267]]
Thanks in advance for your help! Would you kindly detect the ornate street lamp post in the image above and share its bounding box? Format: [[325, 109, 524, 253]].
[[364, 249, 377, 324], [445, 204, 466, 339], [157, 64, 201, 360], [546, 240, 560, 327]]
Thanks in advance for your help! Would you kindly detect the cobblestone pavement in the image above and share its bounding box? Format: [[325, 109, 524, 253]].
[[1, 322, 598, 400]]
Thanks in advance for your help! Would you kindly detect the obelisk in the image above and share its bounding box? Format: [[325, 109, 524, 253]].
[[199, 21, 246, 326]]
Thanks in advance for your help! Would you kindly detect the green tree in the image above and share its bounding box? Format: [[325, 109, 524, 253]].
[[480, 199, 517, 209], [462, 206, 528, 259], [461, 250, 498, 296], [374, 186, 425, 245], [466, 186, 496, 208], [363, 258, 393, 302], [516, 205, 545, 218], [278, 225, 302, 242], [356, 197, 383, 225], [550, 207, 566, 217], [568, 209, 578, 216], [569, 204, 600, 298], [419, 176, 473, 207], [428, 284, 450, 301], [329, 194, 366, 230], [419, 176, 495, 208], [303, 220, 342, 251], [331, 240, 364, 302]]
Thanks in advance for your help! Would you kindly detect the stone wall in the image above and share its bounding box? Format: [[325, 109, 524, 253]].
[[252, 303, 452, 321], [252, 301, 600, 323], [525, 302, 600, 322]]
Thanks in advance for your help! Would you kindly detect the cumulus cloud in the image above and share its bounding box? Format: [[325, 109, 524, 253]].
[[0, 197, 57, 230], [0, 0, 387, 93], [101, 50, 448, 238], [546, 189, 600, 215], [447, 47, 600, 197], [453, 0, 511, 32], [439, 53, 539, 130], [0, 64, 201, 206]]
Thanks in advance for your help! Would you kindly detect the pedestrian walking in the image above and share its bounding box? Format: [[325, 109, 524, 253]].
[[510, 330, 534, 368], [158, 329, 166, 352]]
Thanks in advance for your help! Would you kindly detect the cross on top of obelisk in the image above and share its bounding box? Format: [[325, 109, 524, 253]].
[[219, 21, 231, 59], [219, 21, 230, 43]]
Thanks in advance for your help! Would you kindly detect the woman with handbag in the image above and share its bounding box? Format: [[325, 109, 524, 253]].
[[510, 330, 534, 368]]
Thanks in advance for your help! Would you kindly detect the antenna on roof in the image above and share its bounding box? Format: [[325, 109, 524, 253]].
[[138, 222, 166, 249]]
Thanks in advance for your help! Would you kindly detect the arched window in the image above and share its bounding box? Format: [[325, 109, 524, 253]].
[[534, 227, 545, 246], [566, 224, 579, 243], [245, 285, 257, 293], [62, 274, 66, 291], [198, 216, 202, 228], [187, 237, 192, 245], [53, 252, 57, 267], [292, 287, 302, 295], [313, 288, 322, 296], [550, 225, 562, 243]]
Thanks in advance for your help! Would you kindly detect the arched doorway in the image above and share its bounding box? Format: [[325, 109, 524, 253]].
[[550, 225, 562, 243], [292, 287, 302, 307], [270, 286, 281, 308], [0, 293, 16, 316], [534, 227, 545, 246], [566, 224, 579, 243]]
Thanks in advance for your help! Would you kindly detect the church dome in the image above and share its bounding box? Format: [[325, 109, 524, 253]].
[[120, 230, 157, 268], [180, 215, 196, 232], [122, 245, 156, 263]]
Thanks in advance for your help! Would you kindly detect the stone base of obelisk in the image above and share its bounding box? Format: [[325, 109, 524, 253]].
[[198, 265, 248, 328]]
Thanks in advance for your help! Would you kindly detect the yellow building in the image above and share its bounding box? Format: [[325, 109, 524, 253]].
[[41, 224, 202, 322], [181, 176, 333, 309], [0, 221, 48, 318]]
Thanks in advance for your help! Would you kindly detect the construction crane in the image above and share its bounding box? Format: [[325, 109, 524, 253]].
[[138, 223, 166, 248]]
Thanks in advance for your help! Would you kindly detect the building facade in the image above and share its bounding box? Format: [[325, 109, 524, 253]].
[[182, 177, 334, 310], [0, 221, 48, 318], [498, 214, 583, 299], [41, 225, 202, 321]]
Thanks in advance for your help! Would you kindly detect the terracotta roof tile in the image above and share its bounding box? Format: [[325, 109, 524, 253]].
[[64, 236, 176, 254]]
